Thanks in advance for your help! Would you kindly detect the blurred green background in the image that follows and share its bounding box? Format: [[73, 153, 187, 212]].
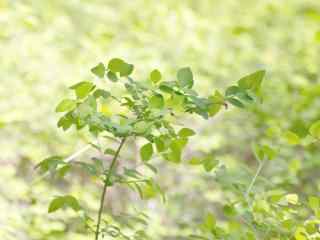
[[1, 0, 320, 239]]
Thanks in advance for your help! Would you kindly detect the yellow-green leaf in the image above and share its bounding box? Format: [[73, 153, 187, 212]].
[[140, 143, 153, 161], [309, 120, 320, 139], [55, 99, 77, 112], [178, 128, 196, 138], [150, 69, 162, 83], [283, 131, 300, 145]]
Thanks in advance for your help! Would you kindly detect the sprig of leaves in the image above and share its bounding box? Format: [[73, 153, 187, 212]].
[[37, 57, 266, 240]]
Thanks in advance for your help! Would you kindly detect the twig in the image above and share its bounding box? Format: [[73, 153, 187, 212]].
[[245, 159, 266, 198]]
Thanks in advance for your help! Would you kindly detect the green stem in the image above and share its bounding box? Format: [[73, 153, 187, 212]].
[[246, 159, 266, 198], [94, 138, 126, 240]]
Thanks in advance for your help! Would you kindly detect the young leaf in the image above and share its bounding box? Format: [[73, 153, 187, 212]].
[[225, 85, 242, 96], [149, 94, 164, 109], [309, 120, 320, 139], [57, 113, 74, 130], [107, 71, 118, 82], [48, 196, 65, 213], [226, 97, 244, 108], [177, 67, 193, 88], [108, 58, 124, 73], [261, 145, 277, 160], [91, 62, 106, 78], [108, 58, 134, 76], [35, 156, 64, 174], [48, 195, 80, 213], [252, 143, 264, 161], [55, 99, 77, 112], [308, 196, 319, 211], [120, 63, 134, 77], [70, 81, 95, 99], [64, 195, 81, 211], [208, 90, 224, 117], [223, 204, 237, 217], [150, 69, 162, 83], [203, 158, 219, 172], [154, 137, 165, 152], [166, 139, 185, 163], [140, 143, 153, 162], [238, 70, 265, 91], [204, 213, 216, 231], [93, 89, 111, 99], [178, 128, 196, 138], [283, 131, 300, 145]]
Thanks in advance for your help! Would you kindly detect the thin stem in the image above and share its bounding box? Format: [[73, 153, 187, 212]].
[[94, 138, 126, 240], [245, 159, 266, 198]]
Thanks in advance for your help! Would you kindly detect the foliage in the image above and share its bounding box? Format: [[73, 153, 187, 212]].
[[36, 58, 264, 239]]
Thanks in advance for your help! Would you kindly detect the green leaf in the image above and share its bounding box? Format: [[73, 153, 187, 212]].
[[149, 94, 164, 109], [252, 143, 264, 161], [70, 81, 95, 99], [261, 145, 277, 160], [154, 137, 165, 152], [223, 204, 237, 217], [91, 62, 106, 78], [107, 71, 118, 82], [120, 63, 134, 77], [225, 85, 242, 96], [35, 156, 64, 174], [226, 97, 244, 108], [57, 113, 74, 130], [204, 213, 216, 231], [308, 196, 319, 211], [77, 96, 96, 118], [177, 67, 194, 88], [295, 227, 307, 240], [166, 94, 185, 111], [283, 131, 300, 145], [208, 90, 224, 117], [64, 195, 81, 211], [140, 143, 153, 162], [203, 158, 219, 172], [134, 121, 152, 135], [238, 70, 265, 91], [48, 196, 65, 213], [166, 138, 187, 163], [208, 103, 221, 117], [108, 58, 124, 73], [48, 195, 80, 213], [309, 120, 320, 139], [93, 89, 111, 99], [159, 82, 174, 93], [107, 58, 134, 76], [55, 99, 77, 112], [252, 144, 276, 161], [211, 90, 224, 102], [178, 128, 196, 138], [150, 69, 162, 83]]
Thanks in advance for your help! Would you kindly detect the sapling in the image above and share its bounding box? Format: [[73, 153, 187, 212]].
[[36, 58, 265, 239]]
